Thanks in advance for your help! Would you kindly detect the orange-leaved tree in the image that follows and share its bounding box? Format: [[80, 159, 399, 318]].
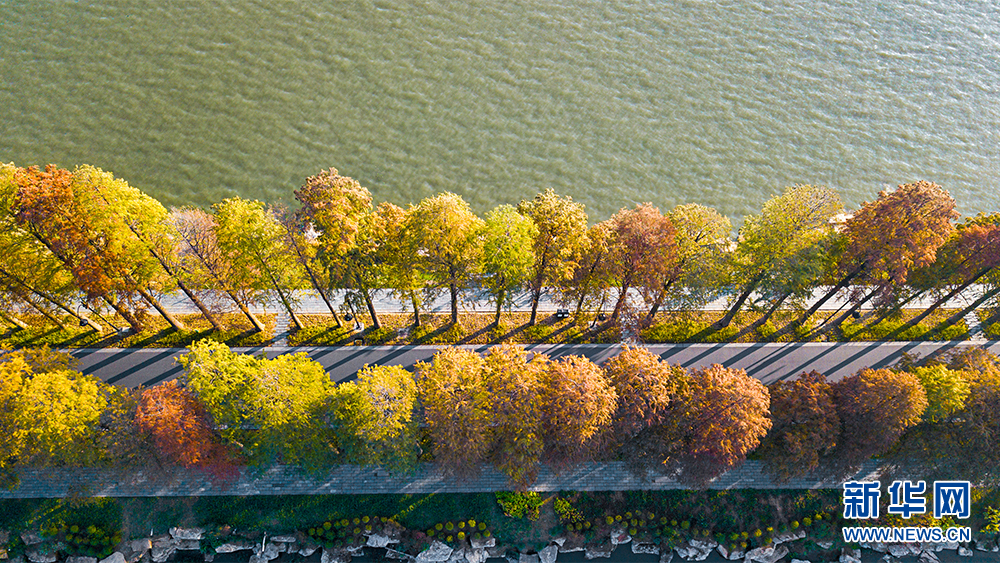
[[135, 381, 238, 478]]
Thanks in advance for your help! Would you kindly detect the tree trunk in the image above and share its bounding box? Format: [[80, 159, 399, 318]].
[[823, 288, 879, 338], [287, 229, 341, 327], [771, 266, 865, 340], [611, 272, 634, 323], [528, 286, 542, 326], [645, 278, 676, 325], [24, 295, 69, 329], [0, 310, 28, 330], [0, 265, 104, 332], [410, 292, 421, 327], [102, 294, 144, 332], [494, 287, 505, 327], [714, 273, 764, 330], [734, 290, 791, 341], [136, 287, 186, 331], [232, 296, 267, 333], [354, 275, 380, 330], [450, 282, 459, 325], [881, 267, 994, 340], [175, 279, 223, 331], [858, 288, 928, 328], [925, 284, 1000, 339]]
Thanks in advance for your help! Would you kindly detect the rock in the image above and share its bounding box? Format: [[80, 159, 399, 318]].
[[0, 531, 8, 544], [518, 554, 540, 563], [918, 552, 939, 563], [66, 557, 98, 563], [660, 551, 674, 563], [151, 537, 177, 563], [8, 556, 25, 563], [215, 540, 254, 553], [20, 532, 43, 546], [321, 549, 352, 563], [298, 543, 319, 557], [611, 532, 632, 546], [975, 539, 996, 551], [584, 544, 613, 559], [252, 542, 281, 560], [772, 531, 806, 545], [869, 543, 887, 553], [486, 545, 507, 559], [958, 546, 973, 557], [416, 541, 454, 563], [727, 547, 746, 561], [539, 545, 558, 563], [676, 540, 715, 561], [99, 554, 126, 563], [386, 549, 416, 562], [746, 545, 788, 563], [178, 540, 202, 551], [790, 560, 811, 563], [887, 545, 919, 558], [937, 541, 959, 552], [551, 537, 566, 547], [130, 539, 153, 554], [471, 537, 496, 550], [446, 548, 467, 563], [271, 536, 297, 543], [633, 543, 659, 555], [169, 528, 205, 541], [465, 549, 487, 563], [367, 532, 400, 548], [839, 548, 861, 563]]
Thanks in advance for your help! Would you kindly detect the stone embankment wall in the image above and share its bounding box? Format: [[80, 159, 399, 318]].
[[3, 525, 999, 563]]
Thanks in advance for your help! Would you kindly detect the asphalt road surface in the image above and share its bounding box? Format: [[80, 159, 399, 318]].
[[67, 341, 1000, 388]]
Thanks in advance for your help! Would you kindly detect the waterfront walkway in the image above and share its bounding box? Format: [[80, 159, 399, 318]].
[[0, 460, 884, 499], [69, 341, 1000, 388]]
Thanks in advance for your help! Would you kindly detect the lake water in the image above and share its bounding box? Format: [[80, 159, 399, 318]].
[[2, 0, 999, 223]]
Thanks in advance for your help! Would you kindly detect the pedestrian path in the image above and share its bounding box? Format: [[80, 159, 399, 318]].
[[273, 309, 291, 347], [966, 311, 987, 342], [0, 460, 884, 499]]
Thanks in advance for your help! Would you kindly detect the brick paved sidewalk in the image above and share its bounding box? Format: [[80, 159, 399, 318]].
[[0, 460, 885, 498]]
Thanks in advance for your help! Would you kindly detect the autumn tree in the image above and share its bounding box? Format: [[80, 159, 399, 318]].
[[673, 365, 771, 485], [179, 340, 336, 468], [481, 205, 537, 326], [644, 204, 732, 322], [909, 365, 970, 423], [602, 346, 689, 468], [757, 371, 839, 481], [10, 165, 150, 331], [715, 185, 842, 330], [76, 165, 222, 331], [415, 347, 491, 475], [332, 364, 419, 472], [539, 355, 617, 464], [0, 348, 108, 468], [604, 203, 677, 323], [778, 181, 957, 338], [831, 368, 927, 471], [214, 197, 305, 330], [563, 221, 614, 318], [277, 205, 341, 326], [170, 207, 267, 333], [480, 344, 548, 487], [518, 190, 588, 325], [407, 193, 485, 324], [379, 202, 427, 326], [136, 381, 237, 476], [295, 168, 385, 329]]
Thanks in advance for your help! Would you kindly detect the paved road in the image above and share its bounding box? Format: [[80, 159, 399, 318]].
[[68, 340, 1000, 388]]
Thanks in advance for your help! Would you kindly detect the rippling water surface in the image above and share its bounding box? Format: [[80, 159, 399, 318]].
[[2, 0, 999, 221]]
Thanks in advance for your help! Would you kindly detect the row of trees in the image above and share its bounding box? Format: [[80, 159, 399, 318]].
[[3, 343, 998, 488], [2, 163, 999, 339]]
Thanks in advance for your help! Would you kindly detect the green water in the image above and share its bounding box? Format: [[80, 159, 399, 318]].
[[2, 0, 999, 221]]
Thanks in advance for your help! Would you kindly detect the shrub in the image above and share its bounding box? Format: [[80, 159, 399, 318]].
[[495, 492, 545, 520]]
